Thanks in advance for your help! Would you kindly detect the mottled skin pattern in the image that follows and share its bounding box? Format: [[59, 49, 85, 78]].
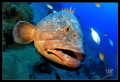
[[34, 12, 86, 68]]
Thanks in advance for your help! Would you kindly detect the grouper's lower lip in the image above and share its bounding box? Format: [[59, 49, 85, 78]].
[[47, 49, 81, 68], [44, 44, 85, 68], [43, 40, 86, 68]]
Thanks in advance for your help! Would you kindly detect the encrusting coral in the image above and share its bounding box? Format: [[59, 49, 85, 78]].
[[2, 3, 33, 51]]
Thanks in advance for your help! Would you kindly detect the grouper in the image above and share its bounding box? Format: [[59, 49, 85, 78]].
[[13, 8, 86, 70]]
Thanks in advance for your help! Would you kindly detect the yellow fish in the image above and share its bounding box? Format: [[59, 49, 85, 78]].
[[95, 3, 101, 7], [103, 34, 107, 36], [46, 4, 53, 9], [99, 51, 106, 62], [12, 8, 86, 70]]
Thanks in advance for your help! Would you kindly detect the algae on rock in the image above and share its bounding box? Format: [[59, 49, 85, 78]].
[[2, 3, 33, 50]]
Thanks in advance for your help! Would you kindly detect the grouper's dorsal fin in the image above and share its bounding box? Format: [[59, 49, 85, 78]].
[[60, 7, 76, 14]]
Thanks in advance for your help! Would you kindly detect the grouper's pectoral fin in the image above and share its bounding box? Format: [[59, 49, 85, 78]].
[[13, 21, 35, 44]]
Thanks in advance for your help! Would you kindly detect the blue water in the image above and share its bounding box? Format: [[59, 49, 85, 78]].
[[31, 3, 118, 80]]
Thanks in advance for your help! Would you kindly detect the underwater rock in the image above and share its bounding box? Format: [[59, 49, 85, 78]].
[[2, 21, 14, 51], [2, 44, 41, 80], [33, 60, 52, 74], [29, 74, 36, 79], [51, 65, 78, 80], [2, 3, 33, 50]]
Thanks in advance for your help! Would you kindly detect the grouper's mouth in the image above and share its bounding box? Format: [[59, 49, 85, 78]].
[[43, 41, 86, 68]]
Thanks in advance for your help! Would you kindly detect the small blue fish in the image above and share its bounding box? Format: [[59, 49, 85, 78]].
[[109, 38, 113, 46]]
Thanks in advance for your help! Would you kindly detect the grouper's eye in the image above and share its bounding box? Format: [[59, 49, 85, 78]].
[[72, 34, 76, 38], [64, 26, 71, 33]]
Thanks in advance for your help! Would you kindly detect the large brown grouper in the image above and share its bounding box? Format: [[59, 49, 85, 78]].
[[13, 8, 86, 70]]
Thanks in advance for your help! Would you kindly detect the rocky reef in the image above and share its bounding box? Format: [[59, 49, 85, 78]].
[[2, 3, 33, 51]]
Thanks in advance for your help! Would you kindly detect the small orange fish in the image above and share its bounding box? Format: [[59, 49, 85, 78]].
[[13, 8, 86, 70], [99, 51, 106, 62]]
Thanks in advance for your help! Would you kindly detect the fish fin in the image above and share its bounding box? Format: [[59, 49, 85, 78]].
[[13, 21, 35, 44], [60, 7, 76, 14]]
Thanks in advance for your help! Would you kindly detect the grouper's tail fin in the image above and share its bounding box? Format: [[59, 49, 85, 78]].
[[13, 21, 35, 44], [60, 7, 76, 14]]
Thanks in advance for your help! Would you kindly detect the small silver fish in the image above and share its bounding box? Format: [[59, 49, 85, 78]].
[[46, 4, 53, 9], [90, 28, 100, 45]]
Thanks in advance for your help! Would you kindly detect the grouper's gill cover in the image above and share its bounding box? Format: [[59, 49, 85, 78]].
[[13, 10, 86, 70]]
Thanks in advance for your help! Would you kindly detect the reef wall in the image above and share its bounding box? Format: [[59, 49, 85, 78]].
[[2, 3, 33, 50]]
